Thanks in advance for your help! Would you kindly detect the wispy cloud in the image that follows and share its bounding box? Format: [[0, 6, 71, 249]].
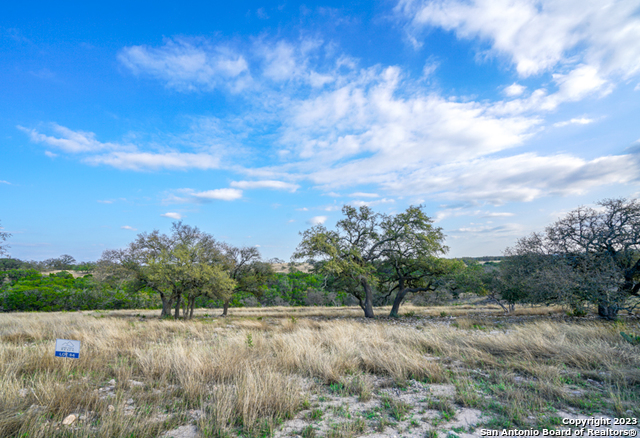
[[308, 215, 328, 225], [193, 188, 242, 201], [118, 38, 251, 92], [121, 225, 137, 231], [348, 192, 379, 198], [18, 123, 117, 153], [20, 121, 226, 172], [0, 180, 11, 185], [86, 152, 221, 171], [350, 198, 395, 207], [504, 83, 526, 97], [451, 223, 523, 235], [161, 212, 183, 220], [396, 0, 640, 81], [165, 188, 243, 203], [22, 28, 640, 208], [384, 152, 640, 204], [230, 180, 300, 192], [553, 117, 595, 128]]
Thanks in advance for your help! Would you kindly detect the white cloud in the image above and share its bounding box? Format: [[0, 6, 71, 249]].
[[230, 180, 300, 192], [504, 83, 526, 97], [308, 216, 328, 225], [434, 208, 515, 222], [422, 61, 438, 77], [553, 117, 595, 128], [351, 198, 396, 207], [257, 38, 335, 87], [451, 223, 523, 235], [164, 188, 243, 203], [86, 152, 221, 171], [161, 212, 183, 220], [97, 200, 113, 204], [0, 180, 11, 185], [397, 0, 640, 81], [192, 188, 243, 201], [282, 65, 539, 188], [383, 152, 640, 204], [118, 38, 251, 92], [20, 123, 226, 172], [44, 151, 57, 158], [551, 64, 611, 102], [18, 124, 117, 153], [121, 225, 137, 231], [348, 192, 379, 198]]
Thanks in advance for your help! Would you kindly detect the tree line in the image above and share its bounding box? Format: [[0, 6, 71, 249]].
[[1, 198, 639, 320]]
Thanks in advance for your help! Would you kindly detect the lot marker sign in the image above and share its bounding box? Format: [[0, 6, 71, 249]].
[[55, 339, 81, 359]]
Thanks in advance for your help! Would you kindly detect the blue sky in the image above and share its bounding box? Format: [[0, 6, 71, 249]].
[[2, 0, 640, 262]]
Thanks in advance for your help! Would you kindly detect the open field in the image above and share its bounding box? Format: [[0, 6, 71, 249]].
[[1, 305, 639, 438]]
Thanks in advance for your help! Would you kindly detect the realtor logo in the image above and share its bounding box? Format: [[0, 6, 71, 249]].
[[55, 339, 81, 359]]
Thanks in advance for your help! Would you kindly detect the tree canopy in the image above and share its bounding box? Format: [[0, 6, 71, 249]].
[[98, 222, 235, 319], [504, 198, 640, 319], [294, 205, 452, 317], [219, 244, 273, 316], [376, 206, 453, 317]]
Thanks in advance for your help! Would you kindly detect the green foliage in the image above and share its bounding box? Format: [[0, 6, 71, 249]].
[[0, 271, 158, 311], [0, 269, 41, 283], [293, 205, 382, 316], [0, 258, 25, 271], [260, 271, 341, 306], [246, 332, 254, 348]]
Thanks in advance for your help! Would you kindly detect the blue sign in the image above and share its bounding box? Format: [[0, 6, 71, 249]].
[[55, 339, 81, 359]]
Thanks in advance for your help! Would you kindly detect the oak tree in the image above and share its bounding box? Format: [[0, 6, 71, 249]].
[[505, 198, 640, 319]]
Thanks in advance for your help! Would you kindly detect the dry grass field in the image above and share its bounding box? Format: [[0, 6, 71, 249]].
[[1, 305, 639, 438]]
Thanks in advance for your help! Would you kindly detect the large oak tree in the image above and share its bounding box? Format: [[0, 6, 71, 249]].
[[98, 222, 235, 319], [505, 198, 640, 319], [294, 205, 451, 318]]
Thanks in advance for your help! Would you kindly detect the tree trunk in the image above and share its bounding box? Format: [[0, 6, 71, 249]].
[[174, 293, 181, 319], [221, 299, 230, 317], [598, 304, 618, 320], [189, 297, 195, 319], [160, 292, 172, 318], [361, 278, 375, 318], [389, 288, 408, 318]]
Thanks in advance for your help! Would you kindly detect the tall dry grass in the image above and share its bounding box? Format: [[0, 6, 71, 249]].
[[0, 308, 638, 437]]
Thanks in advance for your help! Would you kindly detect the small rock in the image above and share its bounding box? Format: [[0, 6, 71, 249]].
[[126, 398, 134, 405], [108, 379, 116, 386], [128, 379, 144, 387], [62, 414, 77, 425], [160, 425, 199, 438], [18, 388, 29, 397], [107, 405, 115, 412]]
